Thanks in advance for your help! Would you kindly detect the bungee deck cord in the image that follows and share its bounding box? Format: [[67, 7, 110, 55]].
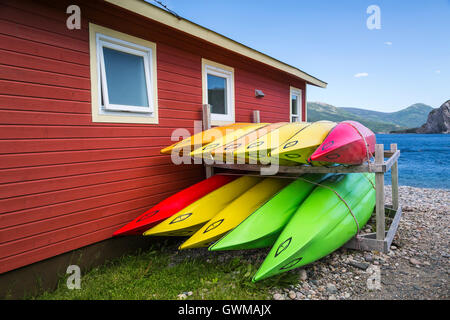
[[218, 171, 373, 250], [295, 176, 362, 236], [346, 122, 375, 172]]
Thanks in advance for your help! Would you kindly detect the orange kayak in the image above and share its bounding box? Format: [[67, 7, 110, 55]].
[[210, 122, 287, 161], [160, 123, 253, 155]]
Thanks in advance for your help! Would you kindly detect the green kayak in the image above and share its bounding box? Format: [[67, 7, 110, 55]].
[[252, 173, 376, 282], [209, 174, 329, 251]]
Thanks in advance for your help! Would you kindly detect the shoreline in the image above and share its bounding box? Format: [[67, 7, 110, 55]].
[[386, 185, 449, 191]]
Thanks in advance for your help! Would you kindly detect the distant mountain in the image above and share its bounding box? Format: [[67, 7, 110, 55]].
[[307, 102, 434, 133], [341, 103, 434, 128]]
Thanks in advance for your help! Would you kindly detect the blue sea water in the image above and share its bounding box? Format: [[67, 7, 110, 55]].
[[376, 134, 450, 189]]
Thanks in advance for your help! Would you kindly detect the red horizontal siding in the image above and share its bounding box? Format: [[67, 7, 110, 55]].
[[0, 48, 90, 78], [0, 164, 194, 199], [0, 64, 91, 90], [0, 125, 180, 139], [0, 157, 170, 184], [0, 222, 135, 275], [0, 137, 171, 155], [0, 95, 90, 113], [0, 147, 166, 170], [0, 80, 90, 101], [0, 33, 89, 66], [0, 0, 309, 274], [0, 179, 198, 249], [0, 171, 202, 228], [0, 1, 89, 42], [0, 19, 88, 54]]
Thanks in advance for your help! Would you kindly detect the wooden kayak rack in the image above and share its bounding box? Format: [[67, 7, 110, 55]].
[[201, 105, 402, 253]]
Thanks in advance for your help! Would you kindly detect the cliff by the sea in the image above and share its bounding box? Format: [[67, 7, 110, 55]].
[[416, 100, 450, 133], [391, 100, 450, 134]]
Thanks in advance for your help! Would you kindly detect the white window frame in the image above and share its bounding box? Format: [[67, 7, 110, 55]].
[[290, 86, 303, 123], [89, 23, 158, 124], [97, 33, 154, 113], [202, 59, 235, 125]]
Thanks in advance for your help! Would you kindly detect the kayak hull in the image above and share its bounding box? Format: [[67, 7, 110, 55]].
[[309, 121, 376, 165], [160, 123, 253, 155], [270, 121, 336, 165], [178, 178, 291, 249], [211, 122, 287, 162], [252, 173, 375, 282], [112, 175, 236, 236], [233, 122, 310, 165], [189, 124, 268, 160], [143, 176, 262, 237], [209, 174, 329, 251]]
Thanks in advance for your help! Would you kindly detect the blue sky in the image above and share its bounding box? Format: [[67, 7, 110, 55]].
[[149, 0, 449, 112]]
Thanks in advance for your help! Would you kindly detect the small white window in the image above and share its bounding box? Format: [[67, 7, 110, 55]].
[[290, 87, 302, 122], [97, 33, 153, 113], [202, 59, 235, 125], [89, 23, 158, 124]]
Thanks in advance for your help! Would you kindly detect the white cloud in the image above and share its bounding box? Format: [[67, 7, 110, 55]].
[[384, 41, 393, 46], [354, 72, 369, 78]]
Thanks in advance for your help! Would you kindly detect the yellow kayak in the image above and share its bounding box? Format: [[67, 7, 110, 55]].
[[233, 122, 311, 165], [178, 177, 291, 249], [189, 123, 269, 161], [143, 176, 262, 237], [160, 123, 253, 155], [270, 121, 336, 165], [211, 122, 287, 162]]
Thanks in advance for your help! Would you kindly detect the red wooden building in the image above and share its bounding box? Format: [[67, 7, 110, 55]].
[[0, 0, 326, 276]]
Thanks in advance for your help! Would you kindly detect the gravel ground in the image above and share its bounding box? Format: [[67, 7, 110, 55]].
[[268, 185, 450, 300], [172, 185, 449, 300]]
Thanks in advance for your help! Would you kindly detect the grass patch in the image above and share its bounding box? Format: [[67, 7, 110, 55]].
[[34, 238, 299, 300]]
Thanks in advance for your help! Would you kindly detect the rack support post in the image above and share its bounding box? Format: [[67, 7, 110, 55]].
[[253, 110, 260, 123], [375, 144, 385, 241], [202, 104, 213, 179], [391, 143, 399, 210]]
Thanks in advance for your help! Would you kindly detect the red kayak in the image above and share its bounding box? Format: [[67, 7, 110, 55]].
[[308, 120, 376, 165], [113, 175, 237, 236]]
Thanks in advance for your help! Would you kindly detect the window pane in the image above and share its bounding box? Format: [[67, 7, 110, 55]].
[[103, 47, 149, 107], [291, 94, 298, 115], [207, 74, 227, 115]]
